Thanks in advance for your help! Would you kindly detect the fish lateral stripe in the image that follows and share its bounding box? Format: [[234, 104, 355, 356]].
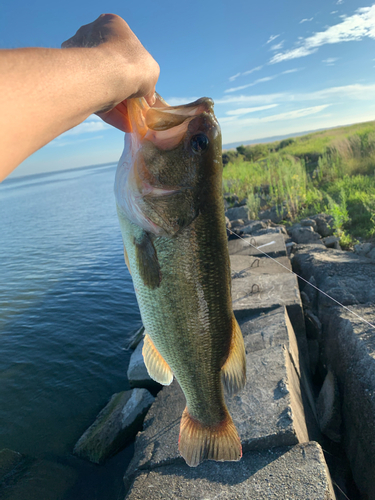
[[142, 333, 173, 386], [221, 316, 247, 396], [179, 407, 242, 467]]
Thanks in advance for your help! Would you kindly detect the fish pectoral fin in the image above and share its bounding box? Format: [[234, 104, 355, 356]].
[[123, 246, 131, 275], [134, 232, 161, 289], [179, 407, 242, 467], [221, 316, 246, 396], [142, 333, 173, 385]]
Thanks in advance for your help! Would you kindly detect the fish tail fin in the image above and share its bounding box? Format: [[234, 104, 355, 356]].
[[221, 316, 246, 395], [179, 407, 242, 467]]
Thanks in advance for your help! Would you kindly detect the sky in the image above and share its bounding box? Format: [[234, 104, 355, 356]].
[[2, 0, 375, 178]]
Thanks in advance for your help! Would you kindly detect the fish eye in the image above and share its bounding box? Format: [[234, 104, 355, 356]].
[[190, 134, 209, 154]]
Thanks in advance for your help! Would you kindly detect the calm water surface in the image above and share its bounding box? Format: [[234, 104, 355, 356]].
[[0, 164, 141, 499]]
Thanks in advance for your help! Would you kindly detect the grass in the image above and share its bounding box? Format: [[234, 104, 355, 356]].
[[222, 120, 375, 248]]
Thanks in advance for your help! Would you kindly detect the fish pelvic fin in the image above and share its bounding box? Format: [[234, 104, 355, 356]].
[[221, 316, 246, 396], [142, 333, 173, 385], [179, 407, 242, 467]]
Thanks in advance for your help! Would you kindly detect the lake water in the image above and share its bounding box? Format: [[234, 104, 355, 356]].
[[0, 164, 142, 499]]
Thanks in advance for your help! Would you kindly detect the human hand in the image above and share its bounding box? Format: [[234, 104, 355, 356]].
[[62, 14, 159, 132]]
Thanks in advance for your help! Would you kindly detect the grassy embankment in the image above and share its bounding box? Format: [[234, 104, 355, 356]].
[[222, 121, 375, 248]]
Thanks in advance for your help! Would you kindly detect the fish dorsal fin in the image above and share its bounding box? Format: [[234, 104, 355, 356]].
[[142, 333, 173, 386], [123, 246, 131, 275], [134, 232, 161, 289], [221, 316, 246, 395], [179, 407, 242, 467]]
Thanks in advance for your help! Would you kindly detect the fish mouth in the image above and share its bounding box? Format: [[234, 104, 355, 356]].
[[128, 95, 217, 151]]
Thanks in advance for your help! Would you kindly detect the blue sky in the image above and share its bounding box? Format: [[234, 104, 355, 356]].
[[2, 0, 375, 177]]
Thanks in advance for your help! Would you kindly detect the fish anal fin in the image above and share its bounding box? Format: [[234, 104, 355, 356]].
[[142, 333, 173, 386], [179, 407, 242, 467], [221, 316, 246, 395], [134, 232, 161, 289], [123, 246, 131, 275]]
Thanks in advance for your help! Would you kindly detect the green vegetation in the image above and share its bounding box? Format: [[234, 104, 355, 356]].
[[223, 121, 375, 248]]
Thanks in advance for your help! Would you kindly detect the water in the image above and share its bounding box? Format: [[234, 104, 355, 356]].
[[0, 164, 142, 499]]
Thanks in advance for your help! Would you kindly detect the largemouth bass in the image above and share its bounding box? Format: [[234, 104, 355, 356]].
[[114, 95, 246, 467]]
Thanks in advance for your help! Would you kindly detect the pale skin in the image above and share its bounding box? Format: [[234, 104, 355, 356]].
[[0, 14, 160, 182]]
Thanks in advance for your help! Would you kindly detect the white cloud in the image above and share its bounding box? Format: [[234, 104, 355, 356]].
[[337, 0, 344, 4], [225, 76, 276, 93], [225, 104, 279, 116], [270, 5, 375, 64], [322, 57, 338, 65], [331, 11, 338, 14], [271, 41, 284, 50], [243, 66, 263, 76], [62, 120, 110, 136], [48, 135, 105, 148], [300, 17, 314, 23], [164, 97, 199, 106], [224, 68, 301, 93], [229, 72, 241, 82], [216, 83, 375, 105], [224, 105, 330, 126], [266, 34, 280, 44]]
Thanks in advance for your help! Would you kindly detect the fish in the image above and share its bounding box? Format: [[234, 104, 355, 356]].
[[114, 95, 246, 467]]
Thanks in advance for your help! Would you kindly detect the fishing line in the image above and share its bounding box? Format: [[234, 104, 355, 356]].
[[228, 228, 375, 330]]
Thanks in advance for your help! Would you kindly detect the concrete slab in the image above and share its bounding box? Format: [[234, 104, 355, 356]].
[[124, 307, 316, 491], [230, 255, 292, 278], [322, 306, 375, 500], [125, 442, 336, 500], [228, 233, 287, 259], [231, 271, 304, 336]]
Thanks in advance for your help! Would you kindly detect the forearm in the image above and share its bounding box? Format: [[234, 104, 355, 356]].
[[0, 46, 125, 180]]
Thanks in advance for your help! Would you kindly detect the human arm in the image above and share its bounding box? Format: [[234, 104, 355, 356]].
[[0, 14, 159, 182]]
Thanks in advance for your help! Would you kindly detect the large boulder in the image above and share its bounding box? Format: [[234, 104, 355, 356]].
[[74, 388, 154, 464], [225, 206, 249, 221]]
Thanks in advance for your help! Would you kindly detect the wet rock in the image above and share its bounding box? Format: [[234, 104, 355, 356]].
[[127, 340, 161, 391], [74, 389, 154, 464], [317, 371, 342, 442], [225, 206, 249, 221]]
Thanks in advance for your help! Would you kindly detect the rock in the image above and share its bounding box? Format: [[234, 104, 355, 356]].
[[124, 307, 318, 490], [74, 389, 154, 464], [0, 449, 23, 481], [300, 218, 317, 231], [288, 225, 323, 244], [125, 442, 335, 500], [305, 310, 322, 341], [317, 370, 342, 442], [311, 214, 334, 237], [124, 325, 145, 350], [323, 236, 341, 250], [367, 247, 375, 261], [127, 340, 161, 390], [258, 205, 288, 224], [230, 218, 245, 227], [354, 242, 372, 257], [225, 206, 249, 221], [225, 216, 231, 229], [240, 220, 268, 234]]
